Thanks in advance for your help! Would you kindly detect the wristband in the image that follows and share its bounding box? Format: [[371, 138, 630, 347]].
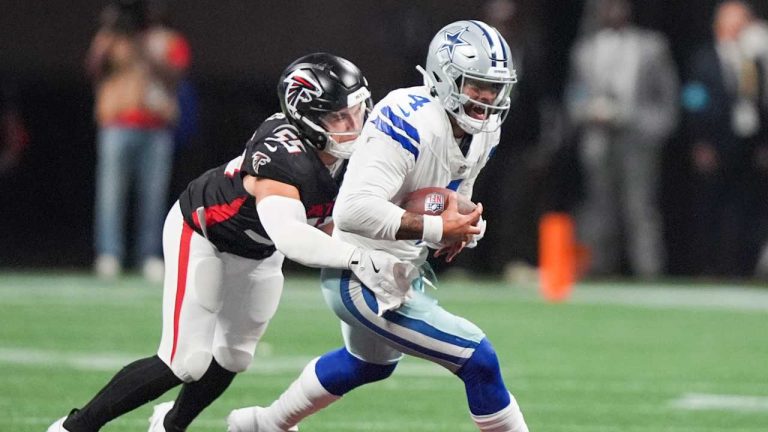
[[421, 215, 443, 243]]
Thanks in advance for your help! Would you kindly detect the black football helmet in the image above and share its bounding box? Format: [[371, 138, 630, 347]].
[[278, 53, 371, 158]]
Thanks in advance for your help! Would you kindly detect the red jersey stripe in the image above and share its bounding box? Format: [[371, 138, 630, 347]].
[[170, 222, 194, 364], [192, 196, 248, 228]]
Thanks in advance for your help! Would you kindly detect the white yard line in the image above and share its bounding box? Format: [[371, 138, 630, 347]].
[[6, 347, 768, 396], [570, 284, 768, 312], [0, 346, 451, 377], [670, 392, 768, 412], [2, 275, 768, 311]]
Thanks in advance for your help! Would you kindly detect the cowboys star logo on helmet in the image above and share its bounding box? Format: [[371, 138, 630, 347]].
[[438, 27, 470, 61], [284, 70, 322, 110]]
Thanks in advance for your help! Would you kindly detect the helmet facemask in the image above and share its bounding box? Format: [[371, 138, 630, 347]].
[[316, 98, 370, 159], [445, 66, 515, 135]]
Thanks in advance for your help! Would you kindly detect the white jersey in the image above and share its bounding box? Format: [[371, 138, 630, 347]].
[[333, 85, 501, 263]]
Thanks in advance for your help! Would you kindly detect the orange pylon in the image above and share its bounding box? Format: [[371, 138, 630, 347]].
[[538, 212, 579, 302]]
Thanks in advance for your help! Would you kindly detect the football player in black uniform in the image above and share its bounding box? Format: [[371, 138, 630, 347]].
[[48, 53, 417, 432]]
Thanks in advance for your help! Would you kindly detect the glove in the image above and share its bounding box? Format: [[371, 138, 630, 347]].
[[464, 216, 486, 249], [348, 248, 418, 315]]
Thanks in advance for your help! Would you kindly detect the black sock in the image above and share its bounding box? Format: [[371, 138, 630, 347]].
[[63, 355, 182, 432], [163, 358, 237, 432]]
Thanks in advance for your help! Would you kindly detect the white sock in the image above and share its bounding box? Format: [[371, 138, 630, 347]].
[[471, 393, 529, 432], [261, 357, 340, 430]]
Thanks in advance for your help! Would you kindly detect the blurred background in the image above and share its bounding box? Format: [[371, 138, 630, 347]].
[[1, 0, 768, 283]]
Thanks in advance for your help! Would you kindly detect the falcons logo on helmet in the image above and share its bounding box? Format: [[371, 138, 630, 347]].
[[284, 70, 322, 110]]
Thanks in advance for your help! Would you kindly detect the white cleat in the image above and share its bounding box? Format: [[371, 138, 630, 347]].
[[47, 416, 71, 432], [148, 401, 175, 432], [227, 406, 298, 432]]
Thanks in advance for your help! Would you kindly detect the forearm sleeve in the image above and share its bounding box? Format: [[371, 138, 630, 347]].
[[257, 195, 356, 269]]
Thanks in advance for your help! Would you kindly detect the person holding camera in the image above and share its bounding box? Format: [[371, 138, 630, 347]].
[[87, 0, 190, 282]]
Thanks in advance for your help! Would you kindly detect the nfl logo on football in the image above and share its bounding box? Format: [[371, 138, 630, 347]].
[[424, 193, 445, 213]]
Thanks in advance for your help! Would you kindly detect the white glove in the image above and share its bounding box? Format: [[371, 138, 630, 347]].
[[464, 216, 486, 249], [348, 248, 418, 315]]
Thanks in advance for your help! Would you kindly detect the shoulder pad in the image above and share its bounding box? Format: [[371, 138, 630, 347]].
[[250, 119, 309, 156], [367, 87, 443, 160]]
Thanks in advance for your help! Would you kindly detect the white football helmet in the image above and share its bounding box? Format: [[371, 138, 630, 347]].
[[419, 20, 517, 134]]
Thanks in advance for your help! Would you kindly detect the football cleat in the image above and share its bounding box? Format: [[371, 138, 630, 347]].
[[227, 406, 299, 432], [46, 416, 71, 432], [148, 401, 174, 432]]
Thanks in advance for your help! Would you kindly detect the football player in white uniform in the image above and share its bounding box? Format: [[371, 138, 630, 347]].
[[228, 21, 529, 432]]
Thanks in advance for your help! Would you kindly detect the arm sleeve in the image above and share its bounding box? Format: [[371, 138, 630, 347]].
[[333, 136, 413, 240], [257, 195, 357, 269]]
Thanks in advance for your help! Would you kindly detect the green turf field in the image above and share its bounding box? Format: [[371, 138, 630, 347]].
[[2, 272, 767, 431]]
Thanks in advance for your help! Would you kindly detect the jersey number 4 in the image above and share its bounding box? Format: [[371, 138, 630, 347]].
[[398, 94, 431, 117]]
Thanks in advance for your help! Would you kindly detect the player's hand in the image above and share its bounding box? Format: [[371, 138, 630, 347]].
[[349, 248, 418, 315], [464, 216, 487, 249], [434, 240, 467, 263], [440, 195, 483, 243]]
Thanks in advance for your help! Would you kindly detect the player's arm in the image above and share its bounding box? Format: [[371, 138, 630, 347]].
[[243, 175, 356, 269], [334, 138, 482, 244], [244, 174, 417, 314]]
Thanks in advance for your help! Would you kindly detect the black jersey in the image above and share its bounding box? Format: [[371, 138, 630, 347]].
[[178, 113, 343, 260]]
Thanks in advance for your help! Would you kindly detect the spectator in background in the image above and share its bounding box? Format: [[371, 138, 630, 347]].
[[86, 0, 190, 282], [566, 0, 678, 279], [148, 0, 199, 153], [681, 0, 767, 277]]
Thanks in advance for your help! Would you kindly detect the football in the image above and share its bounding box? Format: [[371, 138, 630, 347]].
[[401, 187, 477, 216]]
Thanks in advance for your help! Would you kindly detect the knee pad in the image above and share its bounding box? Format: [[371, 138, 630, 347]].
[[458, 338, 502, 384], [191, 257, 224, 312], [176, 350, 213, 382], [457, 338, 511, 415], [315, 347, 397, 396], [213, 347, 253, 373]]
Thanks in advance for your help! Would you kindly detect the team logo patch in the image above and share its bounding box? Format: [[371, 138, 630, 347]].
[[283, 70, 322, 110], [251, 151, 271, 174], [424, 193, 445, 213]]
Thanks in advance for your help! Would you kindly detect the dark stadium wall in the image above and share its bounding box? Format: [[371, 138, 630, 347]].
[[1, 0, 757, 272]]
